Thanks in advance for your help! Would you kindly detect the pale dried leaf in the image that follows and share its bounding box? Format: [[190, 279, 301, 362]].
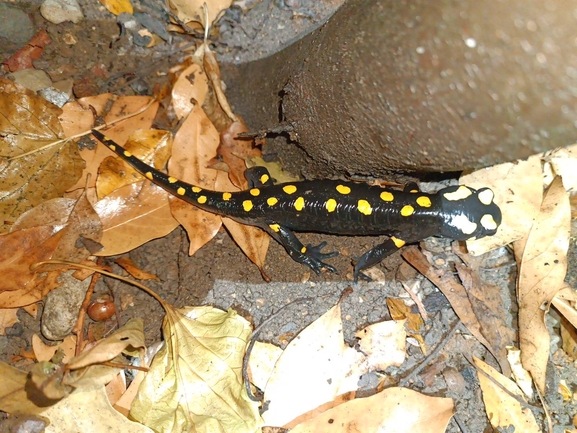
[[0, 308, 19, 335], [515, 177, 570, 393], [289, 388, 454, 433], [172, 62, 209, 119], [130, 305, 262, 433], [263, 303, 368, 427], [356, 320, 406, 371], [247, 341, 283, 391], [474, 357, 540, 433]]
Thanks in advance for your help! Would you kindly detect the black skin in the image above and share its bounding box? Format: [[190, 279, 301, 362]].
[[92, 130, 502, 281]]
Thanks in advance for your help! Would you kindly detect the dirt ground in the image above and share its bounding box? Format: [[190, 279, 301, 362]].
[[2, 1, 577, 432]]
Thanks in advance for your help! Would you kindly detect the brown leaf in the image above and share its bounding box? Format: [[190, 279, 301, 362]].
[[515, 176, 570, 394], [0, 226, 65, 293], [114, 257, 159, 280], [0, 79, 84, 232], [94, 181, 179, 256], [216, 120, 261, 189], [402, 246, 508, 373], [216, 171, 270, 273], [168, 104, 222, 255], [0, 308, 19, 335], [0, 268, 62, 308]]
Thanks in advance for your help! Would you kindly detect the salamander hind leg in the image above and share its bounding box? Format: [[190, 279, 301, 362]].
[[264, 223, 338, 274]]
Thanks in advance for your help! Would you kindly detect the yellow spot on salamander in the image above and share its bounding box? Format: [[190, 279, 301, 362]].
[[260, 173, 270, 184], [177, 187, 186, 195], [357, 199, 372, 215], [198, 196, 207, 204], [401, 205, 415, 216], [223, 192, 232, 201], [443, 185, 472, 201], [480, 214, 498, 230], [416, 196, 432, 207], [478, 189, 494, 205], [267, 197, 278, 206], [410, 189, 418, 193], [336, 185, 351, 195], [391, 236, 406, 248], [250, 188, 260, 196], [243, 200, 253, 212], [326, 198, 337, 212], [294, 197, 305, 211], [269, 224, 280, 232], [301, 246, 307, 253], [192, 186, 202, 193], [168, 177, 178, 184], [145, 172, 153, 180], [123, 151, 132, 157], [108, 144, 116, 151], [283, 185, 297, 194], [380, 191, 394, 202]]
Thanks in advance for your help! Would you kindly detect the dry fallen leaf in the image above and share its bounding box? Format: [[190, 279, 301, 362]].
[[355, 319, 406, 371], [474, 356, 540, 432], [515, 176, 570, 394], [114, 257, 159, 280], [130, 305, 262, 433], [289, 387, 454, 433], [263, 302, 368, 427], [0, 308, 19, 335], [168, 104, 222, 255], [167, 0, 232, 29]]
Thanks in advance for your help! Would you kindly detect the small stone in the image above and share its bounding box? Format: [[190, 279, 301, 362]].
[[40, 0, 83, 24]]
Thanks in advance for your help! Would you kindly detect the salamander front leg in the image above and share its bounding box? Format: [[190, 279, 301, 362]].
[[353, 232, 432, 282], [264, 223, 338, 274]]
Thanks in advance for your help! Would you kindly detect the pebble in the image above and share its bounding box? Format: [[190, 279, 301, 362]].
[[40, 0, 83, 24]]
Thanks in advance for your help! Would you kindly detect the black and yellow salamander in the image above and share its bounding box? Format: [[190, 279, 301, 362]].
[[92, 130, 502, 281]]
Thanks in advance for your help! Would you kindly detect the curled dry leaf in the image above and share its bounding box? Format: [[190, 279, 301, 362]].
[[130, 305, 262, 433], [515, 176, 570, 394], [474, 357, 540, 433], [289, 387, 454, 433], [0, 78, 84, 233], [114, 257, 159, 280]]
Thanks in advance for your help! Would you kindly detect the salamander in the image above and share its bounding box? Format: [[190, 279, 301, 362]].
[[92, 130, 502, 281]]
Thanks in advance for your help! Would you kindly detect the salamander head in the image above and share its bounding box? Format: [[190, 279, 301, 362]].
[[438, 185, 502, 241]]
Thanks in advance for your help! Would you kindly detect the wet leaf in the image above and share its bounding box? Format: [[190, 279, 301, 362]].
[[515, 176, 570, 394], [94, 181, 179, 256], [0, 79, 84, 233], [96, 129, 172, 199], [130, 305, 262, 433]]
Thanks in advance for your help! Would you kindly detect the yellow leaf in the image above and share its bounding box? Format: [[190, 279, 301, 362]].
[[130, 305, 262, 433], [100, 0, 133, 15]]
